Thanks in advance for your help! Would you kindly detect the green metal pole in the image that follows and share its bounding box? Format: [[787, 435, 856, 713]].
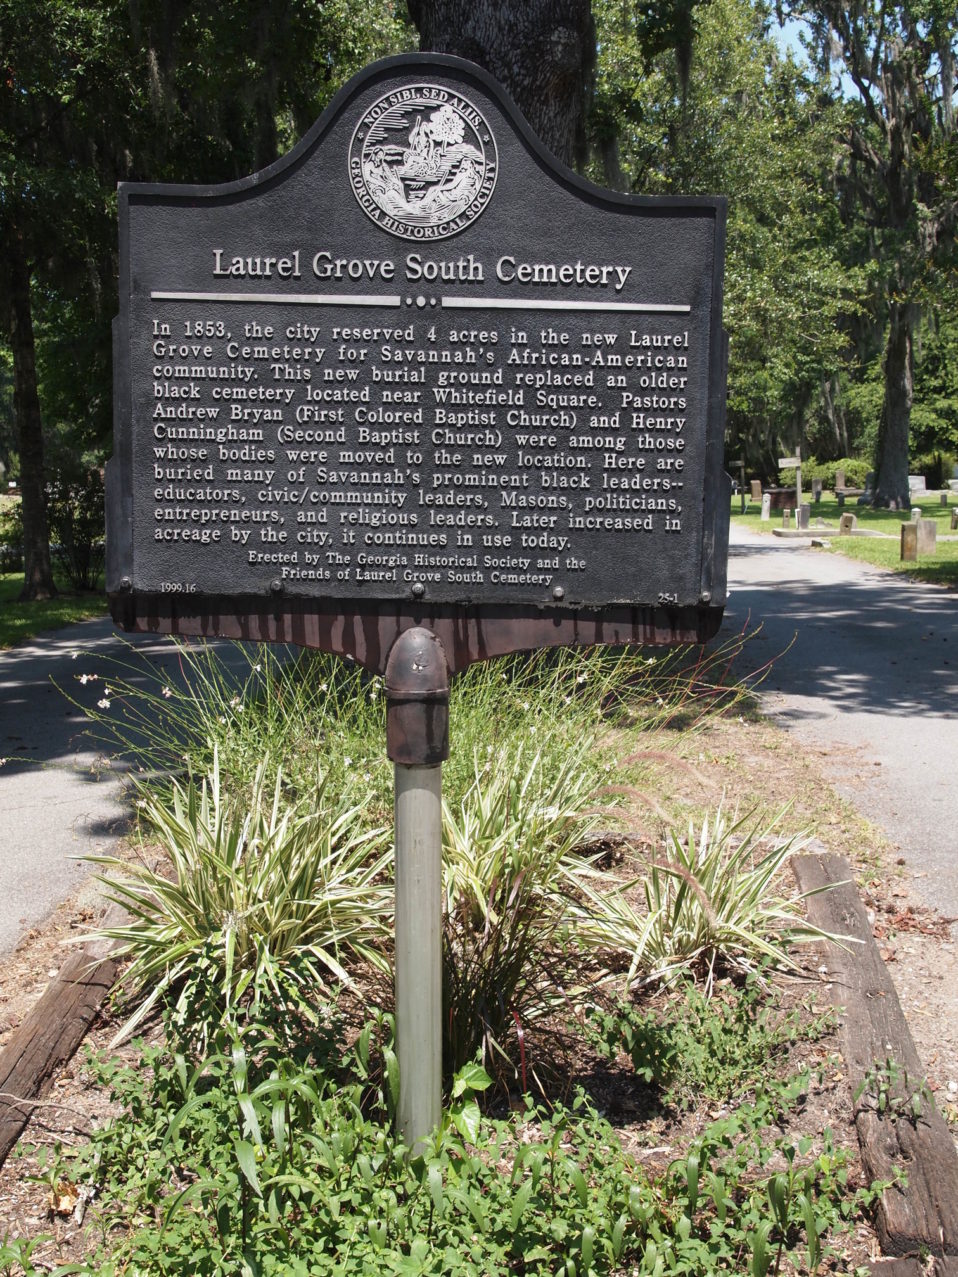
[[384, 627, 450, 1156], [394, 761, 443, 1153]]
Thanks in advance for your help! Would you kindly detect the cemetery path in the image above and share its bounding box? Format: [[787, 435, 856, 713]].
[[0, 622, 246, 958], [0, 620, 176, 955], [725, 524, 958, 919]]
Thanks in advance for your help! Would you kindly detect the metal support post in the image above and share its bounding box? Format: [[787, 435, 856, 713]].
[[384, 628, 450, 1155]]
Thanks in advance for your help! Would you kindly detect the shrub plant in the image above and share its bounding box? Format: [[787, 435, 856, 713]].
[[89, 751, 391, 1049], [440, 736, 604, 1076], [46, 468, 105, 590], [580, 807, 840, 994], [778, 457, 871, 490]]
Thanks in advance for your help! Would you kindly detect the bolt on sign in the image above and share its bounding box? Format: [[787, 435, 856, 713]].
[[107, 55, 730, 675]]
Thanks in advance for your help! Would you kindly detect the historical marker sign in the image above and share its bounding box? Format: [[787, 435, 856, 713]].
[[108, 54, 729, 672]]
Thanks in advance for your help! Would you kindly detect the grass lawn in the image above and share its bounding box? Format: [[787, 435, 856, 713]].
[[0, 573, 108, 649], [731, 492, 958, 587]]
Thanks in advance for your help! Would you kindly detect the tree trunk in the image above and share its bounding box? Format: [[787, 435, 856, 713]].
[[407, 0, 595, 171], [9, 234, 56, 600], [872, 300, 913, 510]]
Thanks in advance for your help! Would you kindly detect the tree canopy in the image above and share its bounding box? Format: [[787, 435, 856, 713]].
[[788, 0, 957, 504], [2, 0, 956, 592]]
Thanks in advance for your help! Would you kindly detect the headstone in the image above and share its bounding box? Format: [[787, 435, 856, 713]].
[[761, 492, 771, 521], [917, 517, 937, 556], [941, 492, 948, 506], [750, 479, 763, 501], [798, 503, 810, 530], [900, 522, 918, 561], [951, 507, 958, 531], [106, 53, 730, 658], [811, 478, 822, 502], [835, 468, 845, 492], [839, 512, 857, 535], [908, 475, 927, 494], [782, 509, 791, 528], [911, 507, 923, 523]]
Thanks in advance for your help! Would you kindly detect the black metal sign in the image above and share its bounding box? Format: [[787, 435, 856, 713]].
[[108, 54, 729, 671]]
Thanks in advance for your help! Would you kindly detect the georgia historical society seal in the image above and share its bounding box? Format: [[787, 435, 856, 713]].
[[349, 85, 498, 241]]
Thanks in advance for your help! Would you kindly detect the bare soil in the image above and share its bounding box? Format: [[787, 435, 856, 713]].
[[0, 711, 955, 1271]]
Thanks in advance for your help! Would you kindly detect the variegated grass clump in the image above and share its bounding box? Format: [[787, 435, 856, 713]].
[[88, 750, 391, 1049], [440, 735, 607, 1077], [581, 806, 839, 995], [71, 632, 760, 837]]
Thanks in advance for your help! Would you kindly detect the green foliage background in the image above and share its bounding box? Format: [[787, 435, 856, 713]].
[[1, 0, 955, 550]]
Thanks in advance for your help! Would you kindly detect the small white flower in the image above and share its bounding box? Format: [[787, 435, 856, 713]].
[[576, 672, 588, 684], [0, 758, 7, 767], [252, 664, 262, 674], [344, 756, 353, 768], [230, 696, 241, 708], [161, 686, 173, 699], [70, 651, 79, 660], [97, 698, 111, 709], [103, 686, 113, 697], [218, 716, 227, 724], [320, 682, 329, 692], [78, 673, 94, 684]]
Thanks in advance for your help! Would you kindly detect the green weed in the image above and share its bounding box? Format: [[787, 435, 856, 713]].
[[15, 1013, 884, 1277], [854, 1056, 935, 1125], [586, 972, 834, 1109]]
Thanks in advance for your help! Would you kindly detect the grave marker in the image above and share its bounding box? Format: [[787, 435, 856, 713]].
[[901, 523, 918, 561], [917, 518, 937, 556], [839, 512, 857, 534]]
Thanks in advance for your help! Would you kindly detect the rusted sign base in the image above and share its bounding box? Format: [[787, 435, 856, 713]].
[[109, 593, 723, 676]]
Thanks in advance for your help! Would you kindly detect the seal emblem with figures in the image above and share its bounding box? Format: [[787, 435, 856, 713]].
[[349, 84, 498, 241]]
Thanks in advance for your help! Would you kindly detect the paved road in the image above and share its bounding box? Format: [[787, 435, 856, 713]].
[[724, 524, 958, 918], [0, 620, 247, 956], [1, 530, 956, 955], [1, 621, 171, 954]]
